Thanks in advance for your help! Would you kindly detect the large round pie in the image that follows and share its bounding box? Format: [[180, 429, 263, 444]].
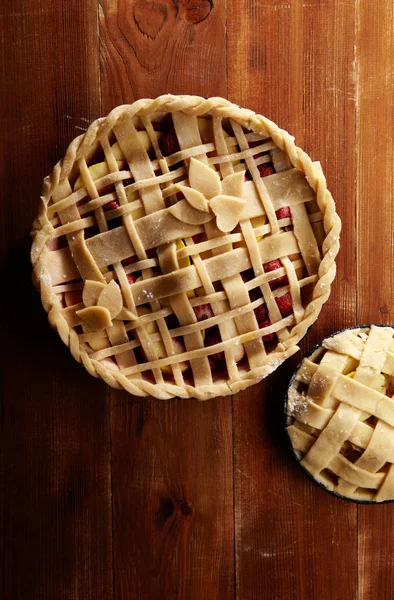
[[31, 95, 341, 400], [287, 326, 394, 502]]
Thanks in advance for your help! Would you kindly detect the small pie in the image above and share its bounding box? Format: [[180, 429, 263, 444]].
[[31, 94, 340, 400], [287, 325, 394, 502]]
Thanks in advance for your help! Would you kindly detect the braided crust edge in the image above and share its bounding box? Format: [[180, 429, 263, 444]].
[[31, 94, 341, 401]]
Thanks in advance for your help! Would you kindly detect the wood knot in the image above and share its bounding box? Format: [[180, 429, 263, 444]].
[[379, 305, 389, 315], [177, 501, 193, 517], [133, 1, 168, 39], [154, 496, 175, 530], [179, 0, 213, 24]]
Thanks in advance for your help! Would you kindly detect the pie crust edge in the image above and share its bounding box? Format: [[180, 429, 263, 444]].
[[286, 325, 394, 503], [31, 94, 341, 400]]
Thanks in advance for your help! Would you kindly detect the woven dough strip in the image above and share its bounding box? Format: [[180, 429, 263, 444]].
[[31, 94, 341, 400], [287, 326, 394, 502]]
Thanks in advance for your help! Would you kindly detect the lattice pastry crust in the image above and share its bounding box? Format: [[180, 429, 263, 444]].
[[287, 326, 394, 502], [31, 95, 341, 400]]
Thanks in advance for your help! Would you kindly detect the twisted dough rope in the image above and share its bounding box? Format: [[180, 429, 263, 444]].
[[31, 94, 341, 400]]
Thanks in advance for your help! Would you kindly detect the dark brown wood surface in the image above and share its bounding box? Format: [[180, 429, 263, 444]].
[[1, 1, 393, 598]]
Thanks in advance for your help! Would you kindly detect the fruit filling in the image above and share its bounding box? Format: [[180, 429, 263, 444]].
[[48, 110, 319, 387]]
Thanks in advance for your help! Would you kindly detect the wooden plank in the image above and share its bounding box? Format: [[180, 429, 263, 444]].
[[4, 0, 394, 597], [110, 399, 234, 599], [355, 1, 394, 598], [99, 2, 235, 598], [99, 0, 224, 104], [0, 2, 113, 599], [228, 1, 358, 598]]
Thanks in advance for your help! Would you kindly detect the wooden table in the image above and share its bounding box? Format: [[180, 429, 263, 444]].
[[2, 1, 394, 598]]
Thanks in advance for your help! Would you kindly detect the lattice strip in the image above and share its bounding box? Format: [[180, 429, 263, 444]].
[[32, 94, 340, 400], [287, 326, 394, 502]]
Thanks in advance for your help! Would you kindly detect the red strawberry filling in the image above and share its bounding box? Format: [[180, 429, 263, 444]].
[[241, 268, 254, 282], [264, 259, 288, 290], [127, 273, 136, 285], [146, 248, 156, 259], [257, 163, 275, 177], [122, 255, 138, 266], [254, 303, 269, 323], [275, 206, 291, 220], [192, 233, 205, 244], [259, 321, 277, 343], [254, 304, 277, 343], [248, 140, 263, 158], [241, 270, 263, 301], [249, 287, 262, 302], [275, 292, 293, 317], [106, 200, 120, 211], [205, 327, 225, 369], [161, 129, 180, 156], [244, 162, 275, 181], [193, 304, 214, 321]]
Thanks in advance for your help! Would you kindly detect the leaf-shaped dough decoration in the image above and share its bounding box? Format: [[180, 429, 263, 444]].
[[221, 171, 246, 198], [97, 280, 123, 319], [169, 199, 214, 225], [210, 194, 247, 232], [188, 157, 221, 200], [76, 306, 113, 332], [83, 280, 106, 307], [176, 185, 210, 212]]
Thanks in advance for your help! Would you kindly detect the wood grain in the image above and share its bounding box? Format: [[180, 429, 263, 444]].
[[99, 0, 225, 104], [355, 1, 394, 598], [110, 399, 234, 599], [228, 1, 358, 598], [1, 2, 112, 599], [2, 0, 394, 598], [99, 2, 234, 598]]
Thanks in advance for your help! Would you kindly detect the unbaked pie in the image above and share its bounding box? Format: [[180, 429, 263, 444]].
[[31, 95, 340, 400], [287, 325, 394, 502]]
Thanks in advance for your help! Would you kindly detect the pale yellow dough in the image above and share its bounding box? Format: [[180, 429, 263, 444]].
[[287, 326, 394, 502], [31, 94, 341, 400]]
